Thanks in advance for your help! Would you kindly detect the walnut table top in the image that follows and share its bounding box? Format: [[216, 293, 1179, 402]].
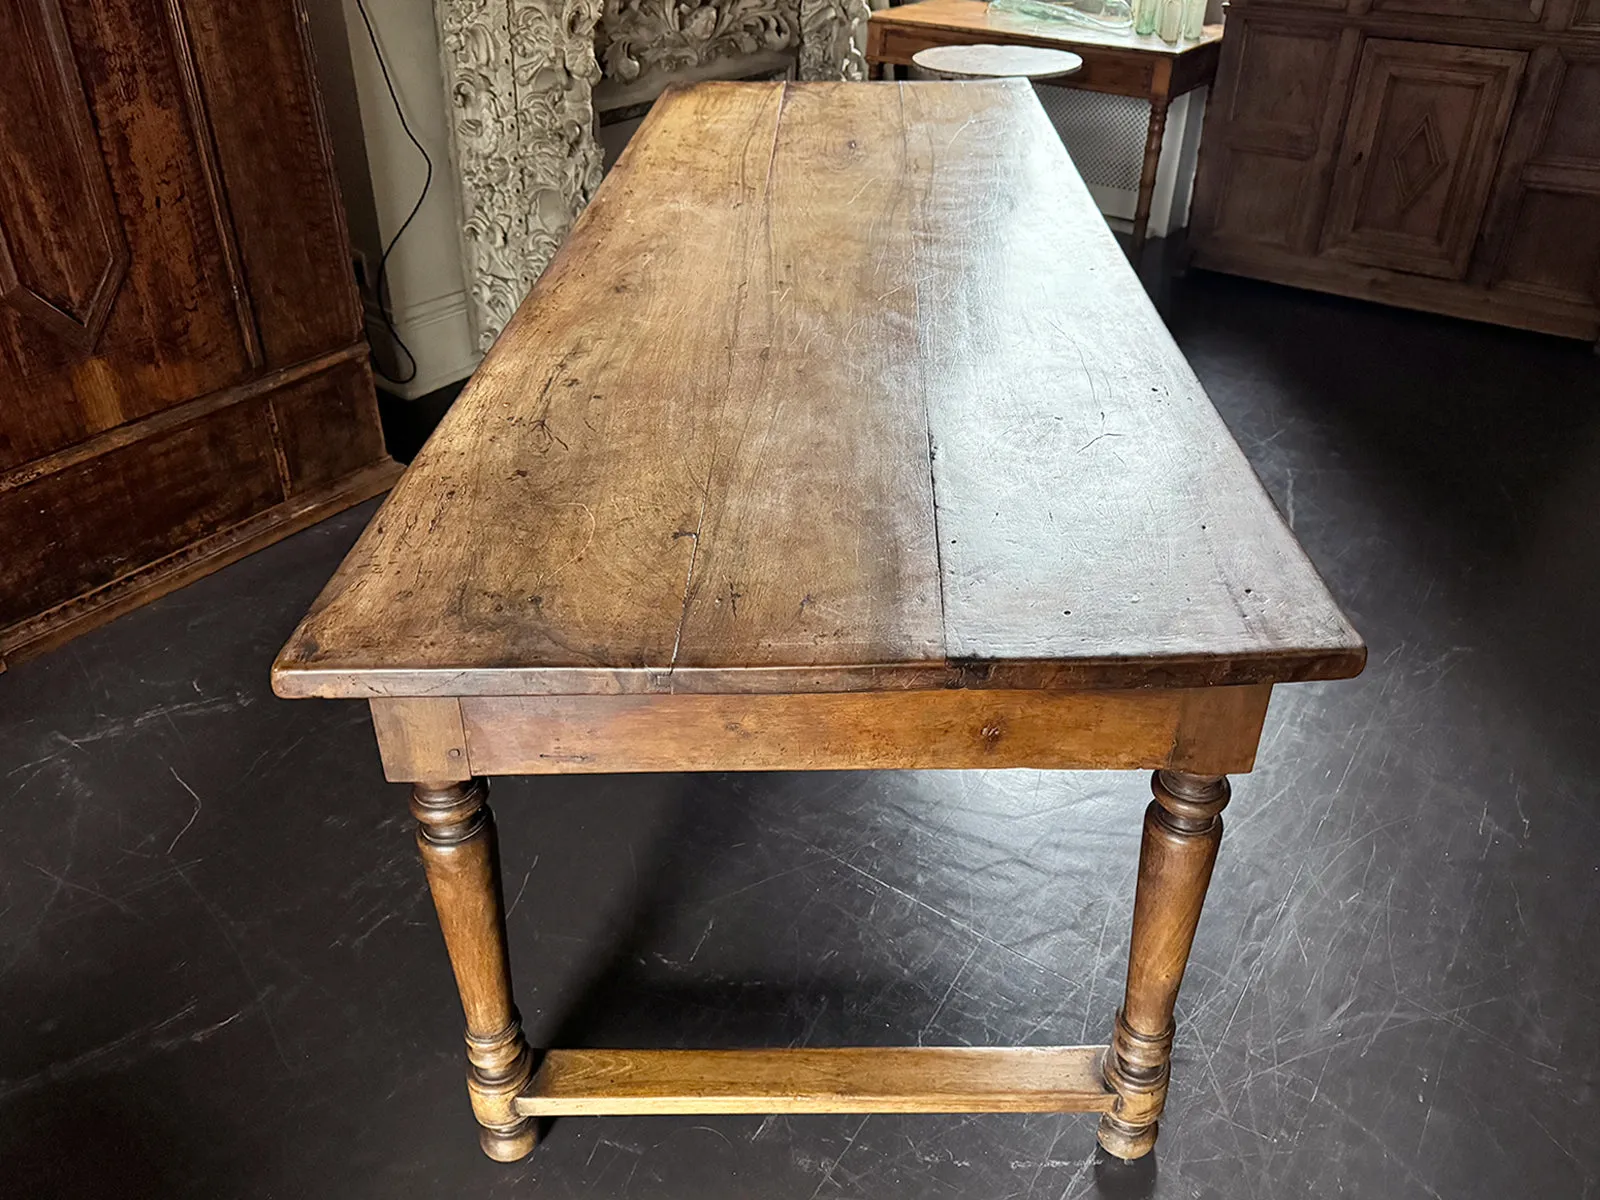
[[272, 81, 1362, 704]]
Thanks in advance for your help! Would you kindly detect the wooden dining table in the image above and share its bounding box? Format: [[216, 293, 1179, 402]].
[[272, 79, 1364, 1168]]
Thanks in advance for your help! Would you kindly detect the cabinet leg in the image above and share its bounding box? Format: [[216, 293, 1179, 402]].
[[412, 778, 538, 1162], [1098, 769, 1229, 1160]]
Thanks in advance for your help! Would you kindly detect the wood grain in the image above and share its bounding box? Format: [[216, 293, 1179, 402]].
[[371, 697, 470, 782], [1190, 0, 1600, 341], [514, 1046, 1118, 1116], [1321, 41, 1526, 281], [273, 81, 1363, 701], [1, 0, 394, 660], [900, 83, 1359, 675], [452, 686, 1269, 777], [410, 779, 538, 1161], [0, 461, 398, 669], [1098, 770, 1229, 1159]]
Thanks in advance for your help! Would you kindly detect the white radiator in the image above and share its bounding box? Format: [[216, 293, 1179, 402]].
[[1032, 83, 1207, 236]]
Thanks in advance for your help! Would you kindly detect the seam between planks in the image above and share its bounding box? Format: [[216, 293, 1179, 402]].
[[899, 80, 956, 673]]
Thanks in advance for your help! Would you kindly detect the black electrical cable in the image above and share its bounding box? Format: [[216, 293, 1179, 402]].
[[352, 0, 432, 386]]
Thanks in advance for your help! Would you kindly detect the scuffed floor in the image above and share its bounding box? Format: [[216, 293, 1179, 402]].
[[3, 270, 1598, 1198]]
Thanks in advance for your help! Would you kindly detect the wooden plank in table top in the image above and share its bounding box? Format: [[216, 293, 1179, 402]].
[[272, 80, 1363, 700], [897, 84, 1359, 680]]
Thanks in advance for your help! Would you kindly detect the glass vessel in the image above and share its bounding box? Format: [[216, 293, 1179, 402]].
[[1156, 0, 1182, 43], [1180, 0, 1205, 39], [1133, 0, 1158, 35], [990, 0, 1134, 32]]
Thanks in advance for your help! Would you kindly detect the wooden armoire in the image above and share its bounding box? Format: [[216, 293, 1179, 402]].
[[1189, 0, 1600, 341], [0, 0, 399, 667]]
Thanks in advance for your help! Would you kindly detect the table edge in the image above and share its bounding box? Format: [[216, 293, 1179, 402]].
[[270, 644, 1366, 700]]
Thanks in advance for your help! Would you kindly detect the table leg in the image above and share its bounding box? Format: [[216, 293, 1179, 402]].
[[1098, 769, 1230, 1160], [412, 777, 538, 1161], [1131, 93, 1171, 256]]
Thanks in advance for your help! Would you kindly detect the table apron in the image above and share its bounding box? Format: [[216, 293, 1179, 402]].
[[367, 685, 1271, 782]]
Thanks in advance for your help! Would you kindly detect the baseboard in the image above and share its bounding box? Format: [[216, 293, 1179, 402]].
[[364, 289, 480, 400]]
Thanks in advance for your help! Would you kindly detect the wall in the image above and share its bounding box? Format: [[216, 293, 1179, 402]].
[[304, 0, 480, 400]]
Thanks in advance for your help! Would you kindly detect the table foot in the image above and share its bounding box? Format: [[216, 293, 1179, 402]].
[[413, 778, 539, 1161], [479, 1117, 539, 1163], [1099, 769, 1230, 1160]]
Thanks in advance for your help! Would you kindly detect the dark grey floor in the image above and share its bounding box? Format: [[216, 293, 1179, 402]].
[[4, 270, 1599, 1199]]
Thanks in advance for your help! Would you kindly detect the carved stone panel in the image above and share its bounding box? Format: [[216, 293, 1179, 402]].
[[598, 0, 797, 95], [434, 0, 606, 351], [798, 0, 872, 81]]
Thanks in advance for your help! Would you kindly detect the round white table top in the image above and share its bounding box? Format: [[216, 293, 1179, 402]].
[[910, 43, 1086, 80]]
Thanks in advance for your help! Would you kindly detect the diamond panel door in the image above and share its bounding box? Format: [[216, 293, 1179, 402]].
[[1321, 40, 1526, 280]]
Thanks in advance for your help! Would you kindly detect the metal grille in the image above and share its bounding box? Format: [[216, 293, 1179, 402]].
[[1031, 84, 1150, 193]]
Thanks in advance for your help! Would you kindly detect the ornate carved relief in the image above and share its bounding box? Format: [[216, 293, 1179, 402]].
[[797, 0, 872, 81], [434, 0, 605, 351], [598, 0, 797, 89]]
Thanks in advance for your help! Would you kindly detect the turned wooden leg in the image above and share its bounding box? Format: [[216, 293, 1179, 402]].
[[412, 778, 538, 1162], [1130, 92, 1171, 255], [1098, 769, 1230, 1161]]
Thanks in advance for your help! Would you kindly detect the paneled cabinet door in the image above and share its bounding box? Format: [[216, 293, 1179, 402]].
[[1189, 22, 1354, 255], [0, 0, 254, 471], [1321, 41, 1526, 280]]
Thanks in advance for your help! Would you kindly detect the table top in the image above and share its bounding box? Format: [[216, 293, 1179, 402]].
[[870, 0, 1223, 56], [911, 44, 1085, 78], [272, 81, 1363, 701]]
